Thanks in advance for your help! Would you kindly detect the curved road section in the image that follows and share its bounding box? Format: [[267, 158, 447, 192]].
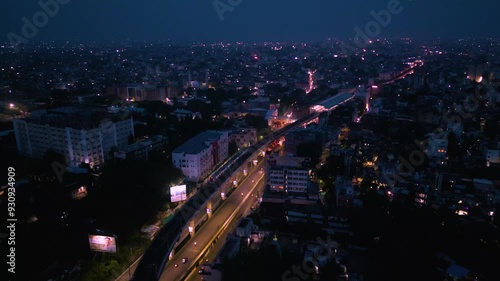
[[132, 93, 351, 281]]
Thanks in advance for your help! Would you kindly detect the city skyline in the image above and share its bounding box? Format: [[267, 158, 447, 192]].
[[2, 2, 500, 281]]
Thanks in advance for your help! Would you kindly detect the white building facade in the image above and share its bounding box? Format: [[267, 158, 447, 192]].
[[13, 107, 134, 168], [266, 155, 311, 193], [230, 128, 257, 148], [172, 131, 229, 182]]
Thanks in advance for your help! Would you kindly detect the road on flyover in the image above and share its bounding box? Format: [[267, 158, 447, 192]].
[[158, 159, 265, 281]]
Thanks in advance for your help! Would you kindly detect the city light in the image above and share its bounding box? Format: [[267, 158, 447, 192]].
[[3, 9, 497, 280], [306, 70, 316, 94]]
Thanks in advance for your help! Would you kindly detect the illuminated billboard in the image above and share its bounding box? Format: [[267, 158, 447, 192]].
[[170, 184, 187, 202], [88, 235, 117, 253]]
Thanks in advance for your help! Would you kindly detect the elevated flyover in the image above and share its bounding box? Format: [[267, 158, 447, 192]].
[[131, 93, 354, 281]]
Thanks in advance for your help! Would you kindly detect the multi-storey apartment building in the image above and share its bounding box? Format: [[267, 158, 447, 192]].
[[13, 106, 134, 168], [266, 155, 311, 193], [172, 130, 229, 182]]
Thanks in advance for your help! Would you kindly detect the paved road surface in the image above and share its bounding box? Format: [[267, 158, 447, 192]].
[[157, 160, 265, 281], [185, 173, 264, 281]]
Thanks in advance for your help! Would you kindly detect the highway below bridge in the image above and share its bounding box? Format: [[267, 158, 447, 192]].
[[129, 92, 353, 281]]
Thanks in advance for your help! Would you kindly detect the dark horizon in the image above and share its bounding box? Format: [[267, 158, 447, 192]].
[[2, 0, 500, 44], [3, 36, 500, 46]]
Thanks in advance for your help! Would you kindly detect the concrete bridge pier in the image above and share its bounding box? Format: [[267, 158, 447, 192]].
[[206, 201, 213, 218], [188, 220, 196, 238]]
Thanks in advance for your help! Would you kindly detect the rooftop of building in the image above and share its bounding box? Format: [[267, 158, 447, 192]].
[[17, 106, 131, 130], [172, 130, 227, 155], [231, 128, 256, 134], [237, 218, 252, 229], [117, 135, 168, 153], [219, 236, 240, 258], [266, 155, 311, 169]]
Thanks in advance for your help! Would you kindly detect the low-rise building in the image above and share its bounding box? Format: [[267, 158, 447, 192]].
[[335, 176, 354, 207], [236, 218, 254, 238], [198, 263, 223, 281], [284, 128, 321, 156], [266, 155, 312, 194], [170, 109, 202, 121], [425, 130, 448, 161], [230, 128, 257, 148], [486, 142, 500, 166], [114, 135, 168, 160], [216, 236, 240, 263], [303, 241, 334, 266]]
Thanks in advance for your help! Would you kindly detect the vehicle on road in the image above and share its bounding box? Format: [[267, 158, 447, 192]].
[[182, 257, 188, 264]]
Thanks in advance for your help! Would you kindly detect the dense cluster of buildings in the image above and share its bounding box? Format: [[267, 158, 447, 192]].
[[2, 38, 500, 281]]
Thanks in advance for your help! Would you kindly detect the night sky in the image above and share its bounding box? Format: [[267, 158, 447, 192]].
[[1, 0, 499, 42]]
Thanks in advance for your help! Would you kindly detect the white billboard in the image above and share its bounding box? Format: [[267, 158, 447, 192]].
[[170, 185, 187, 202], [88, 235, 117, 253]]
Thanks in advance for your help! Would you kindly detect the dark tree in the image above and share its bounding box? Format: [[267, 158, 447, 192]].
[[296, 141, 323, 166], [49, 89, 72, 101], [484, 119, 499, 139], [229, 140, 238, 156], [79, 162, 91, 170], [244, 115, 268, 130], [446, 132, 459, 158]]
